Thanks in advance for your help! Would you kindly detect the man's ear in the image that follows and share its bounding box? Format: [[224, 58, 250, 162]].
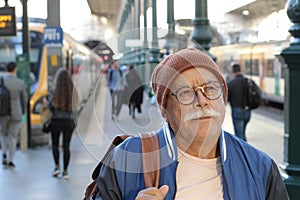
[[13, 67, 17, 74]]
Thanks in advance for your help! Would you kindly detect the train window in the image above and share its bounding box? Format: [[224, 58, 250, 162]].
[[244, 60, 253, 75], [0, 45, 16, 64], [29, 48, 39, 62], [30, 31, 43, 45], [29, 48, 41, 80], [244, 60, 250, 74], [266, 59, 274, 77], [253, 60, 259, 76], [244, 59, 259, 76], [15, 44, 22, 55]]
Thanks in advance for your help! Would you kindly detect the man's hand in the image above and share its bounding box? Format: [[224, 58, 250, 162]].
[[135, 185, 169, 200]]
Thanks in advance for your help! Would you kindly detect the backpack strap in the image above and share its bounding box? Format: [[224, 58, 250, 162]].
[[84, 133, 160, 200], [91, 135, 131, 180], [140, 132, 160, 188], [242, 77, 248, 109]]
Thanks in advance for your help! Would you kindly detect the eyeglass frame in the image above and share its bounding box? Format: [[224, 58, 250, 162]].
[[169, 81, 224, 105]]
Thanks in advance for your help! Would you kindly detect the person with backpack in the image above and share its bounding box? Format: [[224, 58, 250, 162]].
[[0, 62, 27, 168], [107, 60, 126, 120], [227, 63, 252, 141], [89, 48, 288, 199]]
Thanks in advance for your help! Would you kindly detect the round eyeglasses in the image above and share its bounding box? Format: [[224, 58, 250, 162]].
[[170, 81, 224, 105]]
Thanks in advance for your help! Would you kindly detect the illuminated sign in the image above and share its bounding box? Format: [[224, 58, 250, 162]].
[[0, 7, 16, 36], [44, 26, 63, 45]]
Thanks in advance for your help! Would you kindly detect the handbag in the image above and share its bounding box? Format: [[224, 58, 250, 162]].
[[41, 106, 52, 123], [42, 119, 52, 133], [41, 105, 52, 133]]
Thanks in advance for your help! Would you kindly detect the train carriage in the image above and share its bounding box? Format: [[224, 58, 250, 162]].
[[210, 40, 289, 108], [0, 19, 103, 145]]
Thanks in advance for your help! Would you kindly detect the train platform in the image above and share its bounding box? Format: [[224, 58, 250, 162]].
[[0, 82, 285, 200]]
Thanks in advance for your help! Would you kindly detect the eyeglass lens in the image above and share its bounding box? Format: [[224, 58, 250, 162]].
[[175, 81, 223, 104]]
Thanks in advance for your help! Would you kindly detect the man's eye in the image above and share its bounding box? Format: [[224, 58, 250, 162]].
[[183, 90, 192, 94], [178, 89, 193, 97], [205, 86, 217, 92]]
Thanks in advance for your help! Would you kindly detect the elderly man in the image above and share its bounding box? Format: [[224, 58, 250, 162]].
[[94, 48, 288, 199]]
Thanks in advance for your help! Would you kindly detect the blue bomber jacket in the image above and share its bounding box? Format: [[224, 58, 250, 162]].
[[94, 125, 289, 200]]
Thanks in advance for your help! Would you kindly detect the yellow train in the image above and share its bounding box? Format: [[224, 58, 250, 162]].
[[0, 19, 103, 145], [210, 40, 290, 108]]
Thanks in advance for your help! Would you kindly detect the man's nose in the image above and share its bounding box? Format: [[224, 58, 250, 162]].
[[195, 89, 208, 107]]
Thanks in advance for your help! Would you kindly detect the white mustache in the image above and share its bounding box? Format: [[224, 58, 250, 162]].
[[183, 109, 220, 122]]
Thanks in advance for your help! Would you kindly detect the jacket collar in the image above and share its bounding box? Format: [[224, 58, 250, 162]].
[[219, 129, 227, 163], [162, 122, 227, 163], [162, 122, 177, 161]]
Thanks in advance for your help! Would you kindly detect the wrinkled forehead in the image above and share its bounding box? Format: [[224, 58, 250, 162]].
[[169, 68, 219, 91]]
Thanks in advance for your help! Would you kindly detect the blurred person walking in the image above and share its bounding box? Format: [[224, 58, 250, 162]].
[[125, 65, 144, 118], [49, 68, 80, 179], [0, 62, 27, 169], [107, 60, 125, 120], [227, 63, 251, 141]]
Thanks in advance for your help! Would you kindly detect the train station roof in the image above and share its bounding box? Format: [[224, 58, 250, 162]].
[[226, 0, 286, 17], [87, 0, 124, 31], [86, 0, 286, 34], [87, 0, 286, 43]]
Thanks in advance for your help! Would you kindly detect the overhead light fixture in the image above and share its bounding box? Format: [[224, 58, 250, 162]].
[[101, 17, 108, 24], [242, 10, 249, 16], [104, 29, 113, 40]]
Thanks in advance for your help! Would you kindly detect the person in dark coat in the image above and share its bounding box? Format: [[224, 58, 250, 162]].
[[125, 65, 143, 118], [227, 63, 251, 141]]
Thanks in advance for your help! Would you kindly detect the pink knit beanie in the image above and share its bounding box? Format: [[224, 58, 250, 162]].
[[151, 48, 228, 111]]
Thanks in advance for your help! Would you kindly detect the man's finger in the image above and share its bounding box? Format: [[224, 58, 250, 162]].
[[136, 185, 169, 200], [158, 185, 169, 198]]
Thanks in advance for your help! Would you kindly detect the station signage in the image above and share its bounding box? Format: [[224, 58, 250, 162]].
[[0, 7, 16, 36], [43, 26, 63, 45]]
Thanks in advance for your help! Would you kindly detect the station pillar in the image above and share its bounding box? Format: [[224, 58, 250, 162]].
[[149, 0, 159, 64], [191, 0, 215, 61], [21, 0, 31, 148], [47, 0, 60, 26], [280, 0, 300, 198], [141, 0, 148, 83], [164, 0, 175, 53]]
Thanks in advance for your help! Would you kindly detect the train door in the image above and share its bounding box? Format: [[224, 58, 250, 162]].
[[46, 45, 62, 93], [274, 54, 286, 99]]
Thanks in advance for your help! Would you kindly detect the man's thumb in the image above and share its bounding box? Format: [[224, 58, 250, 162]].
[[159, 185, 169, 197]]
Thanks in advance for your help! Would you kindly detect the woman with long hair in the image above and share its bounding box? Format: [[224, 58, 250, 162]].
[[49, 68, 80, 179]]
